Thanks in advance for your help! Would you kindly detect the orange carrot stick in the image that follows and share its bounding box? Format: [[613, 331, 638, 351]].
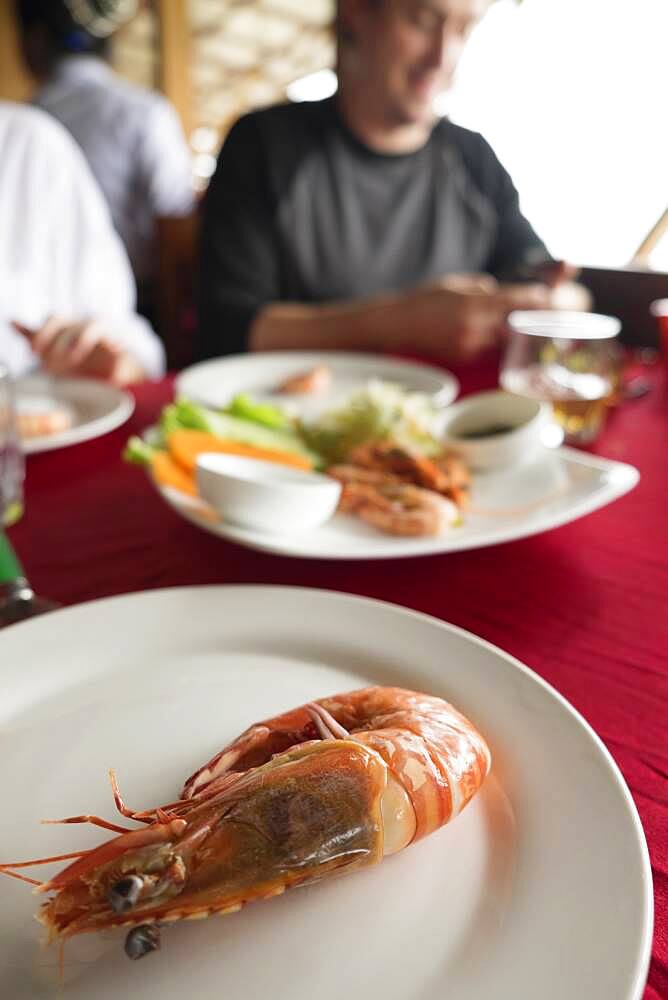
[[151, 451, 196, 496], [166, 430, 313, 474]]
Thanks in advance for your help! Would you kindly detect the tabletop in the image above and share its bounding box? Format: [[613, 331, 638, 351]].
[[6, 357, 668, 999]]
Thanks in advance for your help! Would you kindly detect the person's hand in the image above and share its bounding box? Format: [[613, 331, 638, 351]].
[[406, 273, 550, 363], [524, 260, 591, 310], [13, 317, 146, 386]]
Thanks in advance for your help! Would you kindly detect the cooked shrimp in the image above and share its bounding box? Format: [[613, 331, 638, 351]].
[[1, 687, 489, 960], [348, 441, 452, 493], [327, 463, 402, 488], [433, 451, 471, 508], [329, 471, 459, 536], [276, 364, 332, 395], [348, 441, 471, 506], [17, 405, 73, 439]]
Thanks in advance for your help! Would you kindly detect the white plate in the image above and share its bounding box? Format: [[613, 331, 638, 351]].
[[0, 586, 652, 999], [175, 351, 460, 416], [16, 375, 135, 455], [155, 447, 639, 559]]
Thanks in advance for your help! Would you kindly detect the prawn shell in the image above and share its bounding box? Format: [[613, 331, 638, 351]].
[[39, 740, 387, 938], [185, 687, 490, 841]]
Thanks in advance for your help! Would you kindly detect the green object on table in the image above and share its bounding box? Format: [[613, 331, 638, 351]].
[[160, 399, 322, 466], [0, 531, 24, 586], [3, 500, 23, 527], [223, 393, 291, 430], [123, 436, 158, 467]]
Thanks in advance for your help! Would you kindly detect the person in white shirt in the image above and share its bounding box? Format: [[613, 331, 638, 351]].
[[0, 100, 165, 384], [16, 0, 196, 296]]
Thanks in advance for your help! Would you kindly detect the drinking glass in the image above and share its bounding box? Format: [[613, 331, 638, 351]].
[[500, 311, 622, 445], [650, 299, 668, 374], [0, 365, 59, 625]]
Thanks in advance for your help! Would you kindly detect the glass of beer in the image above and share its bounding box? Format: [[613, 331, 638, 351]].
[[500, 311, 622, 445], [650, 299, 668, 373]]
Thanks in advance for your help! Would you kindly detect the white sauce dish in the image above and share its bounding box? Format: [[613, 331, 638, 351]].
[[196, 454, 342, 534], [440, 390, 561, 472]]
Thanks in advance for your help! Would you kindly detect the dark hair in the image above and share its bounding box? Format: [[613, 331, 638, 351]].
[[16, 0, 111, 57], [336, 0, 384, 47]]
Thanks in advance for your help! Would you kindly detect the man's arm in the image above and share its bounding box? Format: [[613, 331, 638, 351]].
[[250, 296, 400, 353], [251, 276, 551, 365]]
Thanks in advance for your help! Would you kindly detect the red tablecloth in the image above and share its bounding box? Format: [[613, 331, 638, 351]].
[[8, 360, 668, 998]]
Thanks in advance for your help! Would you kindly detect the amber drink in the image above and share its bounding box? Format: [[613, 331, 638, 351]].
[[501, 312, 621, 445]]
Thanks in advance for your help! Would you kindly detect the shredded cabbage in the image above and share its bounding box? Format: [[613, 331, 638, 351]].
[[300, 380, 444, 463]]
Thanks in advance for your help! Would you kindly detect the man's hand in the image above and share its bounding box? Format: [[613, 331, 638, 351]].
[[406, 273, 551, 363], [13, 318, 146, 386], [521, 260, 592, 311]]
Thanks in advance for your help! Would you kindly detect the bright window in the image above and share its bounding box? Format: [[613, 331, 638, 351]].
[[444, 0, 668, 268]]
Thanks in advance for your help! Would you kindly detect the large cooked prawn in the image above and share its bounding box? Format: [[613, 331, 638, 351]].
[[329, 468, 461, 536], [348, 441, 471, 506], [327, 441, 470, 536], [1, 687, 490, 961]]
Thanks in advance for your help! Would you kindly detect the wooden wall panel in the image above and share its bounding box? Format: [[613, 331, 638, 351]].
[[155, 0, 192, 138], [0, 1, 34, 102]]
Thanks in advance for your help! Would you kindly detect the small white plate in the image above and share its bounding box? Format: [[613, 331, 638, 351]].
[[15, 375, 135, 455], [0, 586, 652, 999], [175, 351, 459, 417], [155, 447, 639, 560]]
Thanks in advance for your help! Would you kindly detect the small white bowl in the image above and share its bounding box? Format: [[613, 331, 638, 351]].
[[196, 454, 342, 535], [440, 391, 560, 472]]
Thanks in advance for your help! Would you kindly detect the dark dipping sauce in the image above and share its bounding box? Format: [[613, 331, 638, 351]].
[[456, 423, 518, 439]]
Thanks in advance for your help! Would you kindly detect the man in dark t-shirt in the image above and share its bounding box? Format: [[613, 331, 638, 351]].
[[197, 0, 587, 363]]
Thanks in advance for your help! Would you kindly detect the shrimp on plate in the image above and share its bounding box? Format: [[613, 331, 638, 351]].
[[276, 364, 332, 395], [329, 471, 460, 536], [1, 687, 489, 961], [327, 441, 471, 535], [348, 441, 471, 508]]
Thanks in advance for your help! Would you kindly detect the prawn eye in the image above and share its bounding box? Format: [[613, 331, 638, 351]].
[[108, 874, 143, 914], [125, 923, 161, 960]]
